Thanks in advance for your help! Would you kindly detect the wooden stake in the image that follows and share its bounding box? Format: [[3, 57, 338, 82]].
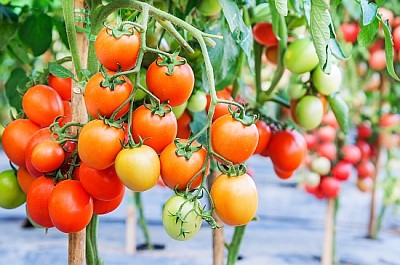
[[321, 198, 334, 265], [126, 191, 137, 254]]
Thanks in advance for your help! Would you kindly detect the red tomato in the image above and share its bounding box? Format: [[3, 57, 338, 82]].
[[393, 26, 400, 51], [131, 105, 177, 154], [79, 163, 124, 201], [252, 22, 278, 47], [22, 85, 64, 127], [25, 128, 53, 177], [206, 88, 236, 121], [211, 114, 259, 164], [342, 145, 362, 165], [316, 126, 336, 143], [78, 119, 124, 170], [340, 23, 360, 43], [356, 140, 372, 160], [253, 120, 272, 155], [320, 177, 340, 198], [48, 180, 93, 233], [177, 110, 192, 139], [146, 57, 194, 107], [17, 167, 36, 194], [26, 176, 55, 228], [357, 123, 373, 139], [2, 119, 40, 167], [332, 161, 352, 181], [303, 133, 318, 150], [265, 46, 278, 65], [48, 74, 72, 100], [31, 141, 65, 173], [356, 160, 375, 179], [95, 26, 140, 71], [273, 165, 294, 180], [317, 142, 337, 161], [93, 190, 125, 215], [369, 49, 386, 71], [84, 72, 133, 119], [58, 101, 72, 127], [379, 113, 400, 128]]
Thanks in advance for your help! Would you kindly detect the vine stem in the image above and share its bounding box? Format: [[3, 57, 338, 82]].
[[226, 225, 247, 265], [135, 192, 153, 249]]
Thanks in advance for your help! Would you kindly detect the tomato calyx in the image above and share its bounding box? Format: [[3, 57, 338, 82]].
[[231, 106, 258, 127], [173, 139, 203, 160], [99, 67, 126, 90], [104, 20, 139, 39], [155, 49, 186, 76], [217, 163, 247, 177], [144, 100, 172, 117]]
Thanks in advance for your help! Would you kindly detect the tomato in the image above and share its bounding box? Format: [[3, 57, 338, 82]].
[[211, 114, 258, 164], [22, 84, 64, 127], [332, 161, 352, 181], [284, 38, 319, 74], [304, 172, 321, 187], [206, 88, 236, 121], [356, 177, 373, 192], [312, 64, 342, 96], [146, 57, 194, 107], [316, 126, 336, 143], [287, 84, 307, 100], [79, 163, 124, 200], [356, 160, 375, 179], [25, 128, 53, 177], [58, 101, 72, 127], [115, 145, 160, 192], [26, 176, 54, 228], [84, 72, 133, 119], [17, 167, 36, 194], [341, 145, 362, 165], [2, 119, 40, 167], [95, 25, 140, 71], [172, 101, 188, 119], [320, 177, 340, 198], [321, 111, 339, 128], [253, 120, 272, 155], [340, 23, 360, 43], [162, 195, 202, 240], [379, 113, 400, 128], [177, 110, 192, 139], [48, 180, 93, 233], [0, 170, 26, 209], [304, 133, 318, 150], [317, 142, 337, 161], [78, 119, 124, 170], [357, 123, 373, 139], [93, 190, 124, 215], [252, 22, 278, 47], [197, 0, 221, 16], [48, 74, 72, 101], [131, 105, 177, 154], [393, 26, 400, 51], [273, 165, 294, 180], [295, 95, 324, 130], [160, 140, 207, 191], [378, 7, 394, 26], [265, 45, 278, 65], [31, 141, 65, 173], [310, 156, 331, 176], [187, 91, 207, 113], [369, 49, 387, 71], [356, 140, 372, 160], [267, 129, 306, 171], [211, 173, 258, 226]]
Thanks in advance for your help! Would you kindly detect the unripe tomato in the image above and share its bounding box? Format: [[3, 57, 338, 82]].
[[252, 22, 278, 47], [187, 91, 207, 112], [287, 84, 307, 100], [26, 176, 54, 228], [48, 74, 72, 101], [310, 156, 331, 176], [320, 177, 340, 198], [197, 0, 221, 16], [304, 172, 321, 187], [284, 38, 319, 74], [295, 95, 324, 130], [0, 170, 26, 209], [340, 23, 360, 43], [312, 64, 342, 95], [172, 101, 188, 119]]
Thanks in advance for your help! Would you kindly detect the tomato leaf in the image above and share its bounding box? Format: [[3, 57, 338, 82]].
[[0, 5, 19, 51], [360, 0, 377, 26], [274, 0, 288, 16], [5, 68, 29, 112], [53, 18, 69, 49], [48, 62, 74, 79], [328, 95, 349, 133], [380, 18, 400, 81], [219, 0, 255, 72], [189, 111, 207, 146], [328, 24, 350, 60], [18, 11, 52, 56], [357, 17, 379, 47]]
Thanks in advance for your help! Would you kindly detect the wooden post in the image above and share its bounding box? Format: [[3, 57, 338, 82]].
[[321, 198, 334, 265], [126, 191, 137, 254]]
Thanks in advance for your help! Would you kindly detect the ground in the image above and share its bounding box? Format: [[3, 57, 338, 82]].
[[0, 154, 399, 265]]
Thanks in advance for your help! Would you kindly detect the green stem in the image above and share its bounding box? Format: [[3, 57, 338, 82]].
[[226, 225, 247, 265], [375, 204, 386, 239], [253, 41, 263, 105], [135, 192, 152, 249], [333, 197, 339, 265], [86, 215, 103, 265]]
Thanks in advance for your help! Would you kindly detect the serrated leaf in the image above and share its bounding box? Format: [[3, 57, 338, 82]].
[[275, 0, 288, 16], [5, 68, 29, 112], [357, 17, 379, 47], [360, 0, 377, 26], [328, 95, 349, 133], [381, 19, 400, 81], [48, 62, 74, 79]]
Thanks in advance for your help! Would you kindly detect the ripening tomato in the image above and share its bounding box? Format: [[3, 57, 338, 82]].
[[31, 141, 65, 173], [304, 133, 318, 150], [95, 26, 140, 71], [48, 180, 93, 233], [115, 145, 160, 192], [317, 142, 337, 161], [356, 160, 375, 179], [211, 114, 259, 164], [146, 57, 194, 107], [25, 128, 54, 177], [26, 176, 54, 228], [253, 120, 272, 155], [206, 88, 236, 121], [378, 7, 394, 26], [316, 126, 337, 143], [379, 113, 400, 128], [356, 177, 373, 192], [2, 119, 40, 167], [177, 110, 192, 139], [320, 177, 340, 198], [342, 145, 362, 165], [17, 167, 36, 194], [79, 163, 124, 201], [93, 190, 125, 215], [211, 173, 258, 226], [131, 105, 177, 154], [48, 74, 72, 101], [160, 140, 207, 191], [84, 72, 133, 119], [22, 85, 64, 127], [265, 46, 278, 65], [252, 22, 278, 47], [78, 119, 124, 170], [340, 22, 360, 43], [322, 111, 339, 128]]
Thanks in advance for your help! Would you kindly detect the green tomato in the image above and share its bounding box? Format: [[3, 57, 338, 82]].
[[310, 156, 331, 176], [0, 170, 26, 209], [187, 91, 207, 112], [304, 172, 321, 188], [284, 38, 319, 74], [162, 195, 202, 241], [287, 84, 307, 100], [172, 101, 188, 119], [312, 64, 342, 96], [295, 95, 323, 130], [197, 0, 222, 16]]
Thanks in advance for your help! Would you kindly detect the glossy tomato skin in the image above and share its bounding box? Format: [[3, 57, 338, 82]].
[[252, 22, 278, 47], [26, 176, 55, 228], [332, 161, 352, 181], [131, 105, 177, 154], [253, 120, 272, 155], [79, 163, 124, 201], [84, 72, 133, 119], [17, 167, 36, 194], [206, 88, 235, 121], [273, 166, 294, 180], [78, 120, 124, 170], [146, 58, 194, 107], [284, 38, 319, 74], [25, 128, 53, 177], [115, 145, 160, 192], [93, 190, 124, 215], [160, 140, 207, 191], [211, 114, 258, 164], [48, 74, 72, 100], [0, 170, 26, 209], [95, 26, 140, 71], [31, 141, 65, 173], [341, 145, 362, 165], [22, 85, 64, 127], [295, 95, 324, 130], [2, 119, 40, 167], [48, 180, 93, 233], [211, 173, 258, 226]]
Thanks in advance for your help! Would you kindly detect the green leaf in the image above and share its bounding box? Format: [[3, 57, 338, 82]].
[[5, 68, 29, 112], [274, 0, 288, 16], [48, 62, 74, 79], [53, 18, 69, 49], [381, 19, 400, 81], [328, 95, 349, 133], [189, 111, 207, 146], [360, 0, 377, 26], [219, 0, 254, 72], [357, 17, 379, 47], [8, 40, 31, 65], [0, 5, 19, 51], [342, 0, 361, 20], [18, 11, 52, 56], [268, 0, 281, 37], [328, 24, 350, 60]]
